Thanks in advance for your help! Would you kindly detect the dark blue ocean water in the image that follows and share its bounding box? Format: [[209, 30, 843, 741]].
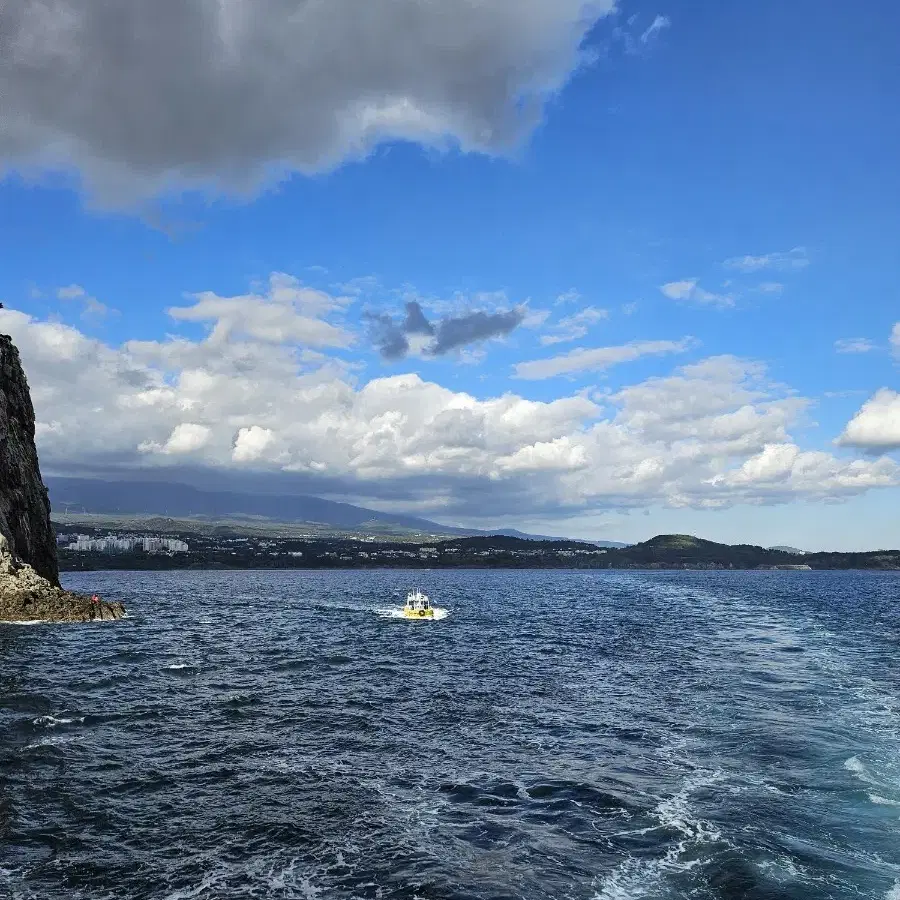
[[1, 569, 899, 900]]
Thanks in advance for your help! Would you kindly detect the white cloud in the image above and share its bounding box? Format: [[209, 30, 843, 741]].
[[0, 0, 618, 203], [496, 437, 589, 474], [640, 15, 670, 44], [140, 423, 212, 456], [838, 389, 900, 452], [522, 308, 551, 328], [169, 272, 353, 349], [660, 280, 734, 308], [659, 280, 696, 301], [756, 282, 784, 295], [540, 306, 609, 345], [823, 390, 867, 399], [514, 338, 694, 380], [723, 248, 810, 273], [56, 283, 113, 320], [710, 442, 898, 495], [835, 338, 876, 354], [613, 11, 671, 56], [555, 290, 582, 306], [891, 323, 900, 356], [2, 299, 896, 521], [57, 284, 86, 301], [335, 275, 381, 297], [233, 425, 276, 463]]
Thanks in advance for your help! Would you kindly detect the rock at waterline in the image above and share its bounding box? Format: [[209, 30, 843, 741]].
[[0, 333, 125, 623], [0, 533, 125, 622]]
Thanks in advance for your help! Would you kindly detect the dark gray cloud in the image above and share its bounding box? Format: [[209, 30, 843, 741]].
[[365, 311, 410, 361], [0, 0, 616, 203], [367, 302, 525, 359], [402, 301, 435, 337], [431, 308, 526, 355]]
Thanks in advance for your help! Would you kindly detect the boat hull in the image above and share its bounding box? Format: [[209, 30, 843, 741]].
[[402, 609, 435, 619]]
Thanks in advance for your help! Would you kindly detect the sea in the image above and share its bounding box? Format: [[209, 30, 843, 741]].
[[1, 569, 899, 900]]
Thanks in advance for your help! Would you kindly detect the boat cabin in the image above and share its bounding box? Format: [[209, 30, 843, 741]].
[[405, 590, 431, 612]]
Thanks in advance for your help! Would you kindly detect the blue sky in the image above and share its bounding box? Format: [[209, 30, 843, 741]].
[[1, 0, 898, 549]]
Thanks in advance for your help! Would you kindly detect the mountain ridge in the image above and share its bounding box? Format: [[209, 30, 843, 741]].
[[45, 476, 627, 546]]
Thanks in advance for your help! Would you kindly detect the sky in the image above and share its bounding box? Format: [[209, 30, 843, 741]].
[[1, 0, 899, 550]]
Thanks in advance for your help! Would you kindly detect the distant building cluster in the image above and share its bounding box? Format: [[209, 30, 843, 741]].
[[58, 533, 188, 554]]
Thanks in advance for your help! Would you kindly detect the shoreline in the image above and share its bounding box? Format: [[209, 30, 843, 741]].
[[59, 564, 899, 574]]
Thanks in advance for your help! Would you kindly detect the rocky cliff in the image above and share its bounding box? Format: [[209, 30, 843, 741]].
[[0, 335, 125, 622], [1, 335, 60, 584]]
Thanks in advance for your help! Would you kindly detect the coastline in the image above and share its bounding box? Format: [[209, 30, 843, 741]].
[[58, 563, 898, 573]]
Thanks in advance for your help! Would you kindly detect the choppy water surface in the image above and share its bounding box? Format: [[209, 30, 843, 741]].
[[2, 569, 899, 899]]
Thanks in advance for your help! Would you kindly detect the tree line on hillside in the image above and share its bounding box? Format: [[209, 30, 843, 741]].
[[56, 532, 900, 571]]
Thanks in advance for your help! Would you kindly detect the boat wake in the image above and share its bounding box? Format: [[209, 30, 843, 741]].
[[376, 607, 449, 621]]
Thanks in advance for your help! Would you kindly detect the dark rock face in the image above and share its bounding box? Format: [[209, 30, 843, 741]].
[[0, 335, 59, 585], [0, 334, 125, 623]]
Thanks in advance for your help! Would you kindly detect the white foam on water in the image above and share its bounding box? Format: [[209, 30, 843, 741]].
[[887, 881, 900, 900], [165, 663, 191, 670], [757, 856, 805, 881], [869, 794, 900, 807], [32, 714, 84, 727], [376, 607, 450, 621], [594, 770, 725, 899], [23, 734, 79, 751], [159, 854, 322, 900], [593, 856, 661, 900], [844, 755, 881, 787]]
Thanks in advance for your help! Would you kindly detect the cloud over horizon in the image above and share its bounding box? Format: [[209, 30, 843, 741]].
[[2, 290, 896, 524]]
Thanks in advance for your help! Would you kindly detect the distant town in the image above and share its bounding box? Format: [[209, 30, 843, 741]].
[[56, 527, 612, 570], [58, 533, 189, 554], [53, 524, 900, 571]]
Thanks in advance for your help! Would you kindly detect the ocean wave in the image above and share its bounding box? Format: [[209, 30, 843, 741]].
[[157, 852, 323, 900], [868, 794, 900, 807], [32, 714, 84, 727], [594, 769, 727, 898], [22, 734, 79, 751], [844, 755, 895, 795]]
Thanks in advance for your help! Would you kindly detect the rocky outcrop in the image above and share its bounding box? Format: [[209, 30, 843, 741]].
[[0, 534, 126, 622], [0, 335, 59, 584], [0, 335, 125, 622]]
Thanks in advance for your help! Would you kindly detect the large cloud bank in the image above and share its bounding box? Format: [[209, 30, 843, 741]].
[[2, 282, 896, 521]]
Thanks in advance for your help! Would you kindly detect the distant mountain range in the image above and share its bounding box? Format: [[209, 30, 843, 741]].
[[45, 477, 628, 546]]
